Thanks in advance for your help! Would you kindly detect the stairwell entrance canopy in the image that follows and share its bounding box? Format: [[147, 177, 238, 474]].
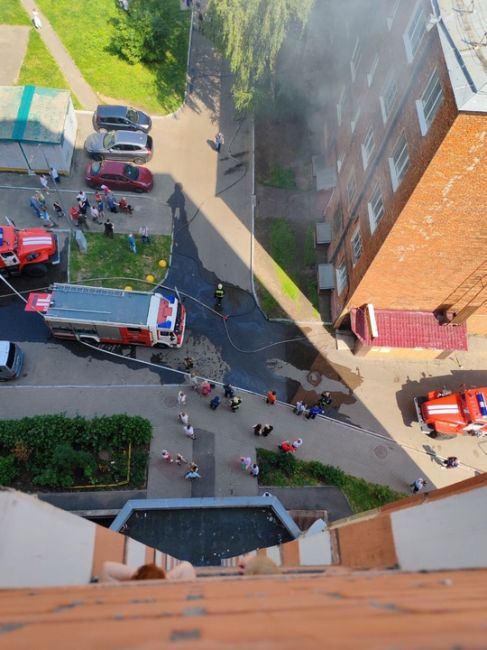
[[0, 85, 77, 174]]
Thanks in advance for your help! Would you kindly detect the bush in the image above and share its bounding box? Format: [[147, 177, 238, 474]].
[[110, 0, 181, 65], [0, 456, 18, 485], [256, 449, 405, 514], [0, 414, 152, 491]]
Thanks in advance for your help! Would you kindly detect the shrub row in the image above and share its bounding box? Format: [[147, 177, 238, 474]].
[[0, 414, 151, 490]]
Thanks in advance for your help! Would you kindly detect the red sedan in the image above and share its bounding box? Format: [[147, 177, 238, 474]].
[[84, 160, 153, 193]]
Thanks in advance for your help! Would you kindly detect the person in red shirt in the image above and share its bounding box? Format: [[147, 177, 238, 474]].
[[266, 390, 277, 405], [279, 441, 295, 454]]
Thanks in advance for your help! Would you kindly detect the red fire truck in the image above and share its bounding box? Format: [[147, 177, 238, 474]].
[[25, 283, 186, 348], [414, 386, 487, 439]]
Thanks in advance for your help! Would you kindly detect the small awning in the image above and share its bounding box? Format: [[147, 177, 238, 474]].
[[351, 308, 468, 351]]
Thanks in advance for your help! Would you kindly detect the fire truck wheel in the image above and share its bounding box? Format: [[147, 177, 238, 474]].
[[24, 263, 48, 278], [155, 343, 169, 349]]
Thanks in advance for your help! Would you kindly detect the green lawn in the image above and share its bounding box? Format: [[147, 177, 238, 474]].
[[257, 449, 406, 514], [70, 232, 171, 290], [36, 0, 190, 113], [17, 29, 81, 108], [0, 0, 30, 24]]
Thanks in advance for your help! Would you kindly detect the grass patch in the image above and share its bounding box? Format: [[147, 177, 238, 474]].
[[254, 276, 287, 319], [36, 0, 190, 113], [0, 0, 30, 24], [257, 449, 406, 514], [17, 29, 81, 108], [274, 262, 299, 301], [303, 225, 315, 267], [270, 219, 295, 268], [261, 164, 296, 189], [70, 232, 171, 289]]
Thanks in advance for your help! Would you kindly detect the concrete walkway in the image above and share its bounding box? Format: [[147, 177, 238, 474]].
[[20, 0, 99, 109], [0, 25, 30, 85]]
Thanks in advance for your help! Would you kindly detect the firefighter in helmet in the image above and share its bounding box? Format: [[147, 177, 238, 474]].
[[214, 282, 225, 307]]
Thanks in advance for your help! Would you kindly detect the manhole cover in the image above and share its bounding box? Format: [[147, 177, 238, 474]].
[[307, 371, 322, 387], [164, 395, 179, 408], [374, 445, 388, 459]]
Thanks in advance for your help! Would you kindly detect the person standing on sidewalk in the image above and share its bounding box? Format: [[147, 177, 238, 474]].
[[39, 174, 49, 192], [292, 438, 303, 451], [262, 424, 273, 437], [161, 449, 173, 463], [210, 395, 221, 410], [443, 456, 459, 469], [178, 411, 190, 426], [305, 404, 322, 420], [50, 167, 60, 184], [229, 396, 242, 412], [240, 456, 252, 471], [178, 391, 187, 406], [223, 383, 235, 398], [104, 218, 114, 238], [215, 132, 224, 152], [410, 478, 427, 494], [266, 390, 277, 405], [249, 463, 260, 478], [293, 400, 306, 415], [32, 8, 42, 29], [253, 424, 263, 436], [185, 462, 201, 480], [183, 424, 196, 440]]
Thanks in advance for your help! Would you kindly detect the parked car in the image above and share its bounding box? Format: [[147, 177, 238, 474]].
[[84, 131, 153, 164], [92, 105, 152, 133], [85, 160, 153, 192]]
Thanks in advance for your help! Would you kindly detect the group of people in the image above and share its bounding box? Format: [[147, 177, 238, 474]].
[[161, 448, 201, 480], [239, 456, 260, 478], [292, 391, 334, 420]]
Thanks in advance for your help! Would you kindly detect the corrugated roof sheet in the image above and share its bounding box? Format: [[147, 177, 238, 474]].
[[351, 308, 468, 351], [0, 85, 70, 143]]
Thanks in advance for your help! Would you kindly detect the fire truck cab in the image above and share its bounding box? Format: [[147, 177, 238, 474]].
[[414, 386, 487, 439], [26, 283, 186, 348], [0, 225, 59, 277]]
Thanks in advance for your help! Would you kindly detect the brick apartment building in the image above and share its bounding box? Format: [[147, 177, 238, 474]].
[[318, 0, 487, 341]]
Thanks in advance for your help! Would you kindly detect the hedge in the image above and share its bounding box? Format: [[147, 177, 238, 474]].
[[0, 414, 151, 491], [257, 448, 406, 514]]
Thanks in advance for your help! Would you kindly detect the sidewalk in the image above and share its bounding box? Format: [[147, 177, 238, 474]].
[[20, 0, 99, 109]]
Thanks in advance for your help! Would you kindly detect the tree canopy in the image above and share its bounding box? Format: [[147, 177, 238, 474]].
[[207, 0, 314, 113]]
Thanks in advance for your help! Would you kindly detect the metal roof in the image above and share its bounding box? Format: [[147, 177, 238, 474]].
[[46, 284, 152, 326], [436, 0, 487, 112], [351, 308, 468, 351], [0, 85, 71, 143]]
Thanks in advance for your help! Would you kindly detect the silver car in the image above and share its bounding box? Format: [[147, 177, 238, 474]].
[[84, 130, 153, 164]]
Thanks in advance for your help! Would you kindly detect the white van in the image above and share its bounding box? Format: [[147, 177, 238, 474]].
[[0, 341, 24, 380]]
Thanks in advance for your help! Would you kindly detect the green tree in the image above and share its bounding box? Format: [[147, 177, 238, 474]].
[[111, 0, 182, 65], [207, 0, 313, 112]]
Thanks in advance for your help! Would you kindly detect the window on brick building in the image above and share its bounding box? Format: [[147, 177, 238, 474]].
[[403, 3, 426, 63], [387, 0, 401, 30], [333, 206, 343, 238], [336, 87, 346, 126], [389, 133, 410, 191], [350, 38, 362, 82], [347, 172, 357, 207], [351, 106, 361, 134], [368, 183, 385, 233], [367, 54, 379, 87], [380, 76, 398, 125], [336, 262, 348, 295], [416, 68, 443, 135], [361, 127, 376, 170], [351, 229, 363, 265]]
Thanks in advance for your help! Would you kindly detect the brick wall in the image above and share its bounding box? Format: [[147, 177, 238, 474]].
[[342, 111, 487, 332]]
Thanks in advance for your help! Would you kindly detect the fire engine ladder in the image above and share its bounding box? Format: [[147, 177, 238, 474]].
[[437, 259, 487, 324], [58, 284, 125, 297]]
